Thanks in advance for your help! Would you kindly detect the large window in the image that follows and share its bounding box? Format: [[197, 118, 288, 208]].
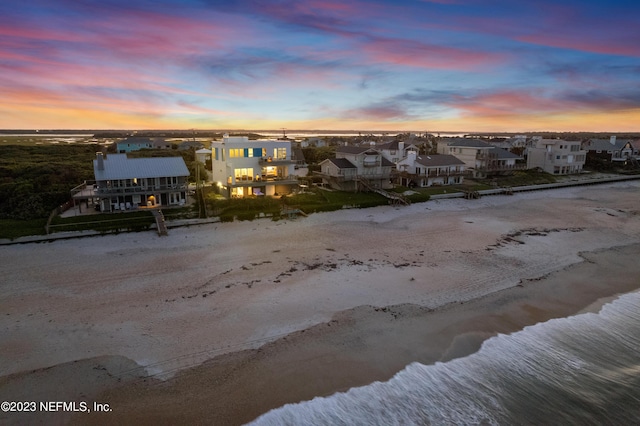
[[234, 168, 254, 181], [274, 147, 287, 160], [229, 149, 243, 158]]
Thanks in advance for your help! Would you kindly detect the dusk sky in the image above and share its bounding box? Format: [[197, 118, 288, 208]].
[[1, 0, 639, 132]]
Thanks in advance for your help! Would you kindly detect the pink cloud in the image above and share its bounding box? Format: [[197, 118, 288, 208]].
[[361, 37, 504, 70]]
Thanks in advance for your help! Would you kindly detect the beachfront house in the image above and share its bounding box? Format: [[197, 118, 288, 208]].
[[582, 137, 638, 169], [72, 153, 189, 213], [526, 139, 586, 175], [210, 134, 298, 198], [396, 152, 466, 187], [438, 138, 524, 178], [116, 137, 172, 153], [375, 140, 420, 165], [315, 145, 394, 191]]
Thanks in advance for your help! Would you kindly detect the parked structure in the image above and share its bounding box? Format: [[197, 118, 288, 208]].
[[316, 145, 394, 191], [210, 134, 297, 197], [72, 153, 189, 212], [527, 139, 586, 174], [116, 137, 171, 153], [438, 138, 523, 177], [396, 152, 466, 187]]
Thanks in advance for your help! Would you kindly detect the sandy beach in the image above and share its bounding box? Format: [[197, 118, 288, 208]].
[[1, 181, 640, 425]]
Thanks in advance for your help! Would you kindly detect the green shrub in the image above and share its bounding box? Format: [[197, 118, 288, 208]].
[[236, 211, 256, 221]]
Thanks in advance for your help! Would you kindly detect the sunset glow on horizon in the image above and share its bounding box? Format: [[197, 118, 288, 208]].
[[1, 0, 639, 132]]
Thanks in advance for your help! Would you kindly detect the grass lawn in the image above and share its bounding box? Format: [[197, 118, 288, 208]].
[[0, 219, 48, 240], [49, 211, 156, 234], [486, 170, 557, 187]]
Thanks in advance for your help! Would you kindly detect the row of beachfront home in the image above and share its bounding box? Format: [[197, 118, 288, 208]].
[[71, 135, 639, 213]]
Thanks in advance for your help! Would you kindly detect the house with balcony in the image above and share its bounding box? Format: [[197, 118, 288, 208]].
[[396, 152, 466, 187], [582, 136, 637, 168], [527, 139, 586, 175], [438, 138, 524, 177], [211, 134, 297, 197], [316, 146, 394, 191], [72, 153, 189, 213]]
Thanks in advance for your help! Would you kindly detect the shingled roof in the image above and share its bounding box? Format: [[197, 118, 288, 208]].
[[584, 138, 630, 151], [415, 154, 465, 167], [446, 139, 493, 148], [326, 158, 357, 169]]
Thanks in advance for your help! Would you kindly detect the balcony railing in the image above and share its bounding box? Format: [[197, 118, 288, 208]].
[[475, 163, 526, 172], [398, 170, 468, 178], [258, 157, 295, 165], [427, 169, 467, 177], [96, 183, 188, 194], [232, 176, 299, 186]]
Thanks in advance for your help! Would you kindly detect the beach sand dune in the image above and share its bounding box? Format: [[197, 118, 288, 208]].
[[1, 182, 639, 425]]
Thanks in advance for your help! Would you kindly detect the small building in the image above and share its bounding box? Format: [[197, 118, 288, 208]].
[[526, 139, 586, 175], [300, 137, 327, 148], [210, 134, 298, 197], [396, 152, 466, 187], [116, 137, 171, 153], [195, 148, 212, 164], [73, 153, 190, 212], [316, 146, 393, 191]]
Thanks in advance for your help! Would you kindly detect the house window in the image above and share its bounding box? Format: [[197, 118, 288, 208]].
[[229, 149, 244, 158], [274, 148, 286, 160], [234, 168, 254, 181]]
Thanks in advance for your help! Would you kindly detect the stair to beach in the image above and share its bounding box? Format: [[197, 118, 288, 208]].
[[152, 209, 168, 236], [357, 176, 410, 205]]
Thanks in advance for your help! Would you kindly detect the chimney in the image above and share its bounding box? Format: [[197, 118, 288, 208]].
[[96, 152, 104, 171], [610, 136, 616, 145], [398, 141, 405, 152]]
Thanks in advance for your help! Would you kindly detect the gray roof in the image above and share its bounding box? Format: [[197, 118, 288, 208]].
[[584, 139, 630, 151], [94, 154, 189, 180], [337, 146, 378, 154], [381, 157, 394, 167], [493, 148, 521, 159], [326, 158, 357, 169], [446, 139, 493, 148], [415, 154, 465, 167], [377, 140, 398, 150], [377, 140, 419, 150]]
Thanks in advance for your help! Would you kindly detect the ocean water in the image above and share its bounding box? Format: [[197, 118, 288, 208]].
[[251, 291, 640, 425]]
